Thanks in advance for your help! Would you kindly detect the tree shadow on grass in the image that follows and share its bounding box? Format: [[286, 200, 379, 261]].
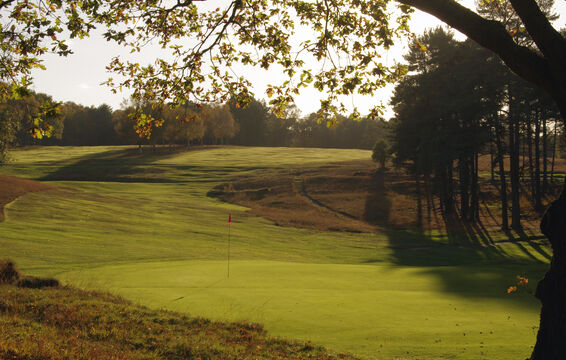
[[36, 146, 259, 183], [363, 169, 392, 226], [362, 170, 549, 308], [378, 227, 547, 309]]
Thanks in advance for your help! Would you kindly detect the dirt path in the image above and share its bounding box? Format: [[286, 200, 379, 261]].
[[0, 175, 55, 221]]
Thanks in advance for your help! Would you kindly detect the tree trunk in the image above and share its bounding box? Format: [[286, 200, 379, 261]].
[[470, 152, 480, 222], [509, 92, 522, 230], [415, 173, 423, 229], [542, 113, 548, 193], [550, 119, 557, 184], [459, 157, 470, 221], [527, 115, 535, 199], [534, 107, 543, 211], [496, 121, 509, 230], [490, 141, 496, 182], [530, 183, 566, 360]]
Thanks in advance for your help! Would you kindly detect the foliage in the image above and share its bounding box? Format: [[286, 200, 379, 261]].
[[0, 0, 93, 140], [202, 103, 239, 144], [62, 104, 115, 145], [0, 90, 63, 161], [162, 105, 206, 146], [371, 139, 388, 168]]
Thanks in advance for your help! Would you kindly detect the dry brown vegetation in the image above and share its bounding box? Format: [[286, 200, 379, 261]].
[[212, 156, 566, 241], [0, 259, 60, 289], [0, 261, 356, 360], [0, 174, 55, 220]]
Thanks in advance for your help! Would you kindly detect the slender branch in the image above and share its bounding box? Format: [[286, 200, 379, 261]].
[[193, 0, 241, 58], [397, 0, 561, 108], [0, 0, 15, 10], [508, 0, 566, 69]]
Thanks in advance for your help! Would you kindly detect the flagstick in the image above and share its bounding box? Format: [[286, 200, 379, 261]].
[[227, 214, 231, 278]]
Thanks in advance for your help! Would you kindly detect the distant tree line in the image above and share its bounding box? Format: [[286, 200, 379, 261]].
[[389, 24, 564, 231], [1, 92, 388, 156]]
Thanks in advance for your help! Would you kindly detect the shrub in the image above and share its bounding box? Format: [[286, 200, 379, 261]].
[[0, 260, 20, 284], [16, 276, 59, 289], [1, 260, 59, 288]]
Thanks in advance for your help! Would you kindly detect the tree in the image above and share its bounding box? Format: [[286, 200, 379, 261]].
[[162, 106, 206, 146], [390, 28, 493, 223], [62, 103, 115, 145], [229, 98, 270, 146], [371, 140, 388, 169], [3, 0, 566, 357], [0, 90, 63, 158], [202, 104, 238, 144]]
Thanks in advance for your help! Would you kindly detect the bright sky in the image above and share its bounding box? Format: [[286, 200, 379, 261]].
[[29, 1, 566, 119]]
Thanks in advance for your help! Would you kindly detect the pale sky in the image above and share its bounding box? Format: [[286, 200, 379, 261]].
[[30, 2, 566, 119]]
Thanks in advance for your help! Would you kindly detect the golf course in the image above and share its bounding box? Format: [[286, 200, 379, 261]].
[[0, 145, 551, 359]]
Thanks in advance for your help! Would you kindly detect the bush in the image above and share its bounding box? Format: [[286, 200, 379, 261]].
[[0, 259, 20, 284], [1, 259, 59, 288], [16, 276, 59, 289]]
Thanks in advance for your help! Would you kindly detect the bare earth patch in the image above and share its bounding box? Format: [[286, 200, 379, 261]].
[[0, 174, 55, 221]]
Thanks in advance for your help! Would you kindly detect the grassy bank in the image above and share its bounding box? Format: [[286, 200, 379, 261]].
[[0, 145, 550, 359]]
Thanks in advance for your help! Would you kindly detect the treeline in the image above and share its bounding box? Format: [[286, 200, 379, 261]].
[[388, 25, 563, 231], [0, 93, 387, 155]]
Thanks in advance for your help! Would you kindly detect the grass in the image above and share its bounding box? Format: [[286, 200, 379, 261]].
[[0, 282, 354, 360], [0, 145, 552, 359]]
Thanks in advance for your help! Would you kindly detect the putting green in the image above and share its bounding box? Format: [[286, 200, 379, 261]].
[[59, 260, 540, 360], [0, 146, 549, 359]]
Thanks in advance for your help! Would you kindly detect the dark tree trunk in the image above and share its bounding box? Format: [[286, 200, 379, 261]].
[[439, 163, 455, 216], [496, 121, 509, 230], [542, 113, 548, 193], [459, 157, 470, 221], [527, 115, 535, 198], [530, 183, 566, 360], [509, 92, 522, 230], [550, 119, 557, 184], [490, 141, 496, 182], [534, 107, 543, 211], [415, 173, 423, 229], [471, 152, 480, 222]]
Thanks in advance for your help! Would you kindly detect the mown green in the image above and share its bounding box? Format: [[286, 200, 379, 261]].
[[0, 146, 550, 359]]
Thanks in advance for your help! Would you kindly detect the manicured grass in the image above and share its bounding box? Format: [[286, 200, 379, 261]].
[[0, 145, 550, 359], [0, 284, 354, 360], [60, 260, 542, 360]]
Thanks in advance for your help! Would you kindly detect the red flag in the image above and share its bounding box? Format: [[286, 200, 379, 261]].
[[228, 214, 232, 226]]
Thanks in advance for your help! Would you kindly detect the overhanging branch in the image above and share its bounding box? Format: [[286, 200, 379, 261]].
[[397, 0, 562, 108], [509, 0, 566, 69]]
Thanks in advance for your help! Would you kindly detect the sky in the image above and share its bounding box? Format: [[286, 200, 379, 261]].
[[30, 1, 566, 119]]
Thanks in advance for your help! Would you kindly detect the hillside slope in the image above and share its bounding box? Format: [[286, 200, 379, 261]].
[[0, 174, 55, 220], [0, 283, 356, 360]]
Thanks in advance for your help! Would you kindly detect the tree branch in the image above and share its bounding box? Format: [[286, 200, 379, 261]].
[[508, 0, 566, 69], [0, 0, 15, 10], [397, 0, 566, 117]]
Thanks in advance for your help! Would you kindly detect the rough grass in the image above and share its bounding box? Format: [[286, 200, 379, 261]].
[[0, 281, 355, 360], [0, 174, 55, 221], [211, 157, 565, 244], [0, 145, 556, 359]]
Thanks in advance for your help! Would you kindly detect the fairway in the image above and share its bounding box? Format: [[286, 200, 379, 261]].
[[0, 146, 549, 359]]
